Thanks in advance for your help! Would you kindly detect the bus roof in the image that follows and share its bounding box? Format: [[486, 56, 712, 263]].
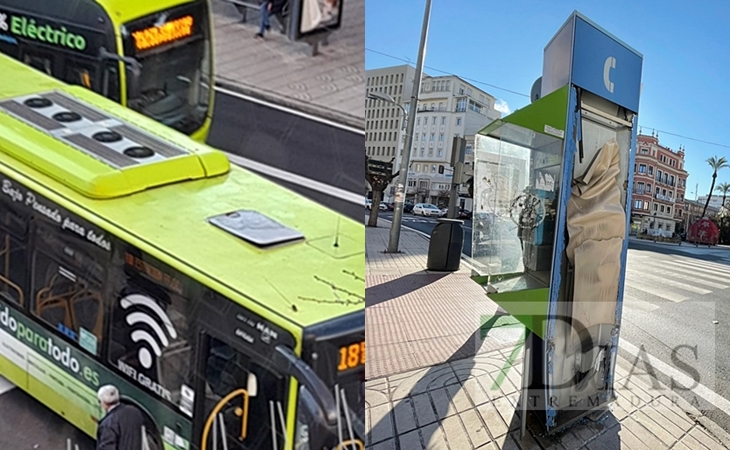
[[96, 0, 201, 25], [0, 54, 364, 330]]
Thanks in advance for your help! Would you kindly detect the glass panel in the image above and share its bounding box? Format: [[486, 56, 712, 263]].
[[107, 249, 193, 413], [32, 222, 106, 351], [472, 123, 563, 291], [201, 336, 287, 450]]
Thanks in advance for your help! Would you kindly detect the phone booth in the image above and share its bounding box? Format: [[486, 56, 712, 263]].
[[470, 11, 643, 434]]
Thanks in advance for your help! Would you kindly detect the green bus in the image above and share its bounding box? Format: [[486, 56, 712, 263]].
[[0, 0, 215, 143], [0, 52, 364, 450]]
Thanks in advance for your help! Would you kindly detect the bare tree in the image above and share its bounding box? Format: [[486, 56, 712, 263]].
[[366, 156, 398, 227]]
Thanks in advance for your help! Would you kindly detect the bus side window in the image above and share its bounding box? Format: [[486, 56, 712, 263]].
[[64, 59, 98, 94], [22, 51, 54, 76], [31, 222, 106, 355], [107, 253, 193, 414], [103, 62, 121, 103], [0, 200, 29, 308]]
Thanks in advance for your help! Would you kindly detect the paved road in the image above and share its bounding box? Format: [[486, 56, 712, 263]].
[[618, 240, 730, 434], [207, 90, 363, 221], [0, 380, 95, 449]]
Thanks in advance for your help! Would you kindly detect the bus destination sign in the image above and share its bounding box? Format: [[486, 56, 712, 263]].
[[131, 15, 193, 52]]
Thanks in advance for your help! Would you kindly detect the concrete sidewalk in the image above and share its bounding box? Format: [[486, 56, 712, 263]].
[[211, 0, 364, 129], [365, 217, 730, 449]]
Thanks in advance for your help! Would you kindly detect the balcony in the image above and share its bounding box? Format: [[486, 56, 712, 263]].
[[418, 106, 447, 112], [655, 193, 675, 203]]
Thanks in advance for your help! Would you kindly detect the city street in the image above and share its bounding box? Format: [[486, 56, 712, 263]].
[[208, 90, 363, 221], [0, 380, 94, 449], [377, 211, 474, 255], [368, 214, 730, 438]]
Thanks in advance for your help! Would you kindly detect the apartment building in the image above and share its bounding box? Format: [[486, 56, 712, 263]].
[[631, 132, 689, 236], [365, 65, 501, 208], [696, 194, 727, 211]]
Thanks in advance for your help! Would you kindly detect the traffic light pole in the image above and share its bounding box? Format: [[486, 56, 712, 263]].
[[386, 0, 431, 253]]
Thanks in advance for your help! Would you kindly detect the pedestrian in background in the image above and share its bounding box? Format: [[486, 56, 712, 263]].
[[96, 385, 146, 450], [256, 0, 287, 39]]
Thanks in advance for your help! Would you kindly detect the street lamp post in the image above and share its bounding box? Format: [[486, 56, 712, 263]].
[[379, 0, 432, 253]]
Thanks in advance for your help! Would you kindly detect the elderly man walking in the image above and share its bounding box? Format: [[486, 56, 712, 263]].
[[96, 385, 146, 450]]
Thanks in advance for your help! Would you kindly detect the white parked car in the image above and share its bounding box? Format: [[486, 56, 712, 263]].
[[365, 199, 373, 210], [439, 208, 448, 217], [413, 203, 441, 217], [378, 202, 388, 211]]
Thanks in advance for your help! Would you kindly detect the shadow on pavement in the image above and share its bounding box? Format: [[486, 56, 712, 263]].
[[366, 317, 625, 449], [365, 271, 447, 307]]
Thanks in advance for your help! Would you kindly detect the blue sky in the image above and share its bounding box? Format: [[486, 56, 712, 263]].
[[365, 0, 730, 200]]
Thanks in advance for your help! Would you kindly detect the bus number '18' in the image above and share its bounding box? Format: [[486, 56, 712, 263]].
[[338, 341, 365, 372]]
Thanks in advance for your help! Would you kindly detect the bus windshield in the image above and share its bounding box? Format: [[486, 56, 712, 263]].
[[128, 38, 210, 135], [122, 2, 212, 136]]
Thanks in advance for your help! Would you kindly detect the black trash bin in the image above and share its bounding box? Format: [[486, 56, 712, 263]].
[[427, 218, 464, 271]]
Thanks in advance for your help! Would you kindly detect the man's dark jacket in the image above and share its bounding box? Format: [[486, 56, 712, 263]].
[[269, 0, 287, 14], [96, 403, 146, 450]]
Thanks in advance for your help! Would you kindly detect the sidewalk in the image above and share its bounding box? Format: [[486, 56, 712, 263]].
[[365, 218, 730, 449], [211, 0, 364, 129]]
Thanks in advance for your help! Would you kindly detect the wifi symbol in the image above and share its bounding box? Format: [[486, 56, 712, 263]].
[[120, 293, 178, 369]]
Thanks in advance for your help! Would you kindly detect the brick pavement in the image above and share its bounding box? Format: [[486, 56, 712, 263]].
[[211, 0, 364, 129], [365, 218, 730, 449]]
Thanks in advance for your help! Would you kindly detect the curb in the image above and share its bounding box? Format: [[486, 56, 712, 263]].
[[697, 415, 730, 448], [214, 78, 364, 131]]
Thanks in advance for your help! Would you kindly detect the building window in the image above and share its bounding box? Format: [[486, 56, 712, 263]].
[[441, 117, 447, 124], [439, 133, 444, 141], [417, 118, 421, 125], [466, 145, 473, 154], [663, 173, 668, 184], [654, 204, 658, 211], [456, 118, 462, 126], [667, 207, 672, 215], [415, 164, 420, 172], [648, 166, 653, 176], [636, 182, 644, 194], [431, 165, 437, 173], [430, 133, 435, 141], [647, 183, 652, 192], [422, 133, 426, 140], [644, 201, 650, 210], [634, 200, 642, 209], [670, 175, 675, 186], [660, 205, 665, 212], [641, 148, 649, 154], [657, 170, 662, 182], [432, 117, 437, 125], [639, 164, 646, 173], [438, 149, 443, 157]]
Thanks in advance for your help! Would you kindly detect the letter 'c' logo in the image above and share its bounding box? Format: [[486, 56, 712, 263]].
[[603, 56, 616, 94]]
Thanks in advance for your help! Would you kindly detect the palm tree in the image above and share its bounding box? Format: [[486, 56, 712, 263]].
[[716, 182, 730, 211], [702, 156, 729, 217]]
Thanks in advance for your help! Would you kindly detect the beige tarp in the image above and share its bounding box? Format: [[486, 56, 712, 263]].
[[566, 138, 625, 334]]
